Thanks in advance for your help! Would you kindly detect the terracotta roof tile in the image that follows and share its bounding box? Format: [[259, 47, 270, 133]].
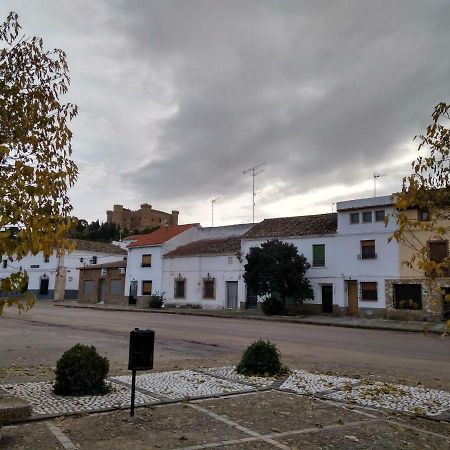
[[243, 213, 337, 239], [164, 237, 241, 258], [127, 224, 197, 248]]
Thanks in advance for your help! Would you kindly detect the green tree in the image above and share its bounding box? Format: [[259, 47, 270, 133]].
[[243, 239, 314, 307], [0, 12, 78, 314], [392, 102, 450, 326]]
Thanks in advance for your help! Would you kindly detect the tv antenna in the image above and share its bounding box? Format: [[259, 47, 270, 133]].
[[243, 162, 266, 223], [373, 172, 385, 197], [211, 197, 220, 227]]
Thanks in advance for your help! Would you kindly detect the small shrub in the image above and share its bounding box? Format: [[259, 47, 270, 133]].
[[54, 344, 110, 396], [236, 340, 284, 376], [261, 296, 285, 315], [147, 291, 165, 309]]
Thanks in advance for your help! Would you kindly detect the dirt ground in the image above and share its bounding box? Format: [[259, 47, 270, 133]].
[[2, 391, 449, 450]]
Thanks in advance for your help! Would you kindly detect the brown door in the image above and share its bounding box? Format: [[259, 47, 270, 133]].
[[347, 280, 358, 315]]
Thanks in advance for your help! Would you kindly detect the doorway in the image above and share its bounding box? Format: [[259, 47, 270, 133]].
[[226, 281, 238, 308], [39, 276, 49, 296], [321, 284, 333, 313], [129, 280, 138, 305], [246, 286, 258, 309], [347, 280, 358, 315], [98, 279, 105, 304]]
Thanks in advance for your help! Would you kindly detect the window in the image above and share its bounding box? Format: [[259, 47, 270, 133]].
[[360, 240, 376, 259], [203, 277, 215, 299], [141, 254, 152, 267], [418, 209, 430, 221], [429, 240, 449, 276], [2, 259, 7, 268], [362, 211, 372, 223], [142, 280, 152, 295], [174, 277, 186, 298], [83, 280, 95, 294], [44, 255, 50, 263], [360, 282, 378, 301], [312, 244, 325, 267], [228, 256, 233, 264], [375, 210, 385, 222], [30, 264, 40, 269], [394, 284, 422, 310], [110, 280, 122, 295], [350, 213, 359, 224], [91, 256, 97, 265]]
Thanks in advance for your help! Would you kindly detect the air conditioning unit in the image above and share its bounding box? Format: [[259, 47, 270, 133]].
[[100, 268, 107, 277], [119, 268, 126, 275]]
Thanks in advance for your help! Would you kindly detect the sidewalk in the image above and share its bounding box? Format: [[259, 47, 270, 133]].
[[53, 301, 449, 335], [2, 366, 450, 449]]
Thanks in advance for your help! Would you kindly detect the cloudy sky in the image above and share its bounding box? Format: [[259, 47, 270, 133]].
[[2, 1, 450, 226]]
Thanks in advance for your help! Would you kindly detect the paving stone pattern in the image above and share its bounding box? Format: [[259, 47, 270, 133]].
[[198, 366, 277, 387], [1, 381, 157, 416], [279, 370, 357, 395], [2, 367, 450, 419], [325, 381, 450, 416], [112, 369, 255, 400]]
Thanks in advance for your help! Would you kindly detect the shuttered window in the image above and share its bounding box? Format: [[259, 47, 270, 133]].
[[174, 278, 186, 298], [361, 240, 376, 259], [141, 254, 152, 267], [142, 280, 152, 295], [360, 282, 378, 301], [429, 240, 449, 277], [203, 279, 215, 299], [312, 244, 325, 267]]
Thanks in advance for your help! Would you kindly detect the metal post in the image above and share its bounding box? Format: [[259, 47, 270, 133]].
[[130, 369, 136, 417]]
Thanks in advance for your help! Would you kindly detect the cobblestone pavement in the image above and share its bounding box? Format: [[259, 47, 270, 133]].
[[1, 366, 450, 420], [2, 391, 450, 450]]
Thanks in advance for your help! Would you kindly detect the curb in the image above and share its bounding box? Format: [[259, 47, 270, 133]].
[[52, 303, 447, 335]]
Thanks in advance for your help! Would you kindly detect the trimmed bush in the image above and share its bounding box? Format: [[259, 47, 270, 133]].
[[236, 340, 284, 376], [54, 344, 110, 396], [260, 296, 285, 315], [147, 291, 165, 308]]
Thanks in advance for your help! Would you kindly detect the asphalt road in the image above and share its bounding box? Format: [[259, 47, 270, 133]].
[[1, 302, 449, 388]]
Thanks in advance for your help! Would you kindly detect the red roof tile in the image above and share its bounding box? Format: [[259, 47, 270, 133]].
[[127, 224, 197, 248]]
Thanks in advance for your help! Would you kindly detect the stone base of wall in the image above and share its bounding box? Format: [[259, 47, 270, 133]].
[[357, 308, 386, 319], [64, 289, 78, 300], [386, 308, 440, 322]]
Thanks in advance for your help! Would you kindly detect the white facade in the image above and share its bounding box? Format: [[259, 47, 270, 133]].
[[241, 234, 339, 309], [163, 253, 242, 309], [0, 247, 125, 300]]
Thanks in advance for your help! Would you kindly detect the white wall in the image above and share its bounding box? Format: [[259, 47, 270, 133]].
[[163, 253, 242, 308], [0, 249, 125, 298], [125, 245, 163, 297], [241, 235, 340, 307]]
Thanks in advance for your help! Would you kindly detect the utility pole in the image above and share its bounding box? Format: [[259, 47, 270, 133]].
[[211, 197, 220, 227], [243, 162, 266, 223], [373, 172, 385, 197]]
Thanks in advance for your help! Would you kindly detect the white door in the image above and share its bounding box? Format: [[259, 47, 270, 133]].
[[226, 281, 238, 308]]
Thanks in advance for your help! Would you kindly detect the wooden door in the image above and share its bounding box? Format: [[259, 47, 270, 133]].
[[347, 280, 358, 315]]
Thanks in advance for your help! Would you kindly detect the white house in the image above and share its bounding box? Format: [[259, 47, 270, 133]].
[[162, 224, 253, 309], [241, 213, 339, 312], [0, 239, 127, 300], [334, 195, 399, 318], [124, 224, 199, 306]]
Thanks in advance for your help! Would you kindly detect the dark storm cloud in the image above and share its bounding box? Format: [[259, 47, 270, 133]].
[[119, 0, 450, 208], [2, 1, 450, 223]]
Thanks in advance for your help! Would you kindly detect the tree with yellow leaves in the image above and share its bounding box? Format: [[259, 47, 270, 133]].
[[0, 12, 78, 314], [392, 102, 450, 327]]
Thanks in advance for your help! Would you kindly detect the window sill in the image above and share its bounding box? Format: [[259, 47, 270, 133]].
[[141, 264, 152, 268]]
